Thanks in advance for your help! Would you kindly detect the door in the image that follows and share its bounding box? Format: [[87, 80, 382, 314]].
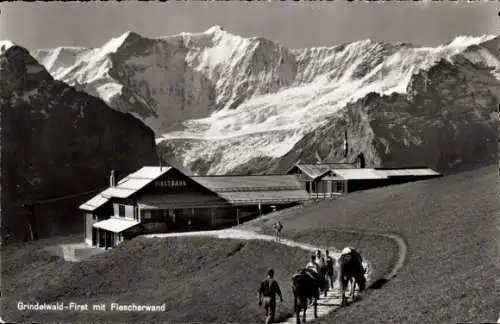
[[92, 228, 97, 246], [174, 209, 185, 229], [98, 229, 106, 247], [166, 209, 175, 230], [327, 181, 332, 197], [105, 231, 112, 249]]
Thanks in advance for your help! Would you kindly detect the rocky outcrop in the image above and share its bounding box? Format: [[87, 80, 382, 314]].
[[0, 45, 158, 244], [273, 57, 499, 174]]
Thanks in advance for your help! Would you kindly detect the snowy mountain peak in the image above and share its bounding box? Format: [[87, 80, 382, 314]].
[[0, 40, 15, 54], [205, 25, 226, 34], [101, 30, 144, 54], [447, 34, 497, 48]]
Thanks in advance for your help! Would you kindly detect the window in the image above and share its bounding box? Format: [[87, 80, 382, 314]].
[[335, 181, 345, 193], [143, 211, 152, 220], [118, 205, 126, 217]]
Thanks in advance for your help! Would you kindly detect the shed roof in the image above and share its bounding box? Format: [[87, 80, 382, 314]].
[[322, 163, 358, 169], [331, 169, 388, 180], [79, 166, 172, 211], [374, 168, 441, 177]]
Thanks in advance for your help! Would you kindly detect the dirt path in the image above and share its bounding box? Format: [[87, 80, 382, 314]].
[[42, 226, 406, 323], [141, 228, 404, 324], [378, 233, 407, 281], [144, 229, 344, 257], [53, 243, 103, 262]]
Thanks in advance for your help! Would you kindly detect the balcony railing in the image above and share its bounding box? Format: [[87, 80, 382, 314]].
[[308, 192, 343, 199]]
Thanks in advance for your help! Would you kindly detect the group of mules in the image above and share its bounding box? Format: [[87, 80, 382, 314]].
[[291, 248, 367, 324]]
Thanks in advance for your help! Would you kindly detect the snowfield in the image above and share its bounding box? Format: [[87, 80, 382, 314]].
[[30, 29, 500, 175]]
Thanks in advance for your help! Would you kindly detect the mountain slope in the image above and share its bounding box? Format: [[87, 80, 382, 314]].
[[244, 165, 499, 323], [34, 30, 500, 175], [0, 44, 158, 243]]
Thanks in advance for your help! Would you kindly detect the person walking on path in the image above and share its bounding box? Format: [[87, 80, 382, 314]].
[[315, 250, 325, 269], [325, 250, 335, 289], [273, 221, 283, 242], [306, 254, 319, 272], [316, 250, 328, 297], [258, 269, 284, 324]]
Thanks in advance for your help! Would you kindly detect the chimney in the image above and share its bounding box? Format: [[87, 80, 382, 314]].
[[343, 129, 349, 158], [158, 153, 163, 172], [110, 169, 116, 187]]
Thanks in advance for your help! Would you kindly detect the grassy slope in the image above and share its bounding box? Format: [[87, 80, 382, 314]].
[[3, 165, 498, 323], [3, 236, 310, 324], [243, 165, 500, 323]]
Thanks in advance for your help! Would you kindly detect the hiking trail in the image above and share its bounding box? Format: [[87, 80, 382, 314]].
[[141, 228, 404, 324]]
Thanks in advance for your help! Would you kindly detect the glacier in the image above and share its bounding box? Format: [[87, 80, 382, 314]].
[[31, 28, 500, 175]]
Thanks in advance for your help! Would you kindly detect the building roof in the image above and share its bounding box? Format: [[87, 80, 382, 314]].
[[288, 164, 331, 180], [190, 174, 310, 205], [288, 163, 357, 180], [322, 163, 358, 169], [79, 194, 110, 212], [102, 166, 172, 198], [137, 175, 309, 208], [320, 176, 345, 181], [331, 169, 388, 180], [81, 167, 310, 211], [138, 193, 230, 209], [79, 166, 172, 211], [93, 217, 140, 233], [191, 175, 304, 192], [374, 168, 441, 177], [138, 189, 310, 209], [218, 190, 310, 206]]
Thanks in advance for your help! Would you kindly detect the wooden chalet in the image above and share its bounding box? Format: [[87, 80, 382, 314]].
[[79, 166, 310, 249], [287, 163, 441, 198], [286, 163, 357, 198]]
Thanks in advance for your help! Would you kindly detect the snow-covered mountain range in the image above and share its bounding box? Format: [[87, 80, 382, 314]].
[[32, 27, 500, 175]]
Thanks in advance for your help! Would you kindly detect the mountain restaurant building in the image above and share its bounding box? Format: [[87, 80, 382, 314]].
[[79, 166, 310, 249]]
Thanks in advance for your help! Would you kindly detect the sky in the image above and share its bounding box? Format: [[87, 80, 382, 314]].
[[0, 1, 498, 51]]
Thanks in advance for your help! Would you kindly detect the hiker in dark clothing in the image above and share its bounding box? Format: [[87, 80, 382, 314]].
[[325, 250, 335, 289], [258, 268, 284, 324], [274, 221, 283, 242]]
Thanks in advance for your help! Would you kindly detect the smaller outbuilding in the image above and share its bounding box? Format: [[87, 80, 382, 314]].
[[287, 163, 442, 198]]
